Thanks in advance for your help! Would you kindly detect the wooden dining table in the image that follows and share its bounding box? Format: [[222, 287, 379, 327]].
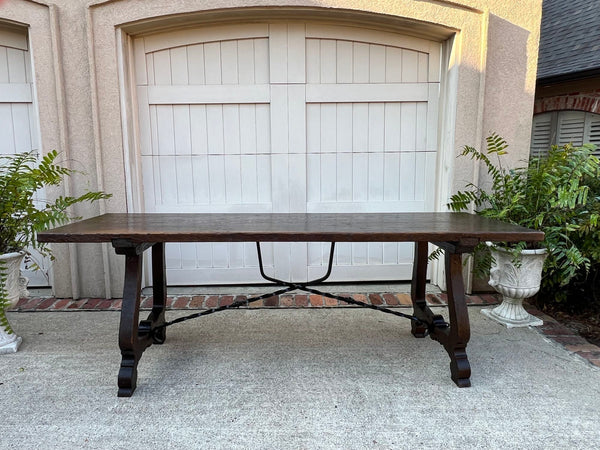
[[38, 212, 544, 396]]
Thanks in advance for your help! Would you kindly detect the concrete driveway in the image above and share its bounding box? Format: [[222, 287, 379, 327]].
[[2, 307, 600, 449]]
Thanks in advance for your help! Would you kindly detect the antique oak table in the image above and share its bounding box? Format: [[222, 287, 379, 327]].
[[38, 212, 544, 396]]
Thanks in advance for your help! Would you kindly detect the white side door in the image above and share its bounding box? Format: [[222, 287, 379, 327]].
[[0, 27, 47, 286]]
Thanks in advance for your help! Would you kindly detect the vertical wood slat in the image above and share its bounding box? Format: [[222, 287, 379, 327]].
[[320, 39, 336, 83], [224, 155, 242, 204], [173, 105, 191, 155], [156, 105, 175, 155], [6, 48, 26, 83], [11, 103, 31, 153], [191, 155, 209, 203], [237, 40, 255, 85], [269, 24, 288, 83], [0, 47, 9, 83], [353, 43, 369, 83], [306, 39, 320, 83], [190, 105, 208, 154], [175, 156, 194, 204], [170, 47, 188, 85], [153, 50, 172, 85], [220, 40, 239, 85], [187, 44, 206, 84], [287, 23, 306, 84], [336, 41, 353, 83], [223, 104, 241, 154], [369, 44, 386, 83], [204, 42, 222, 85]]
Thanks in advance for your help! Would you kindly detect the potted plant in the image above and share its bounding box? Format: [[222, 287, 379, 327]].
[[0, 150, 110, 353], [448, 134, 599, 327]]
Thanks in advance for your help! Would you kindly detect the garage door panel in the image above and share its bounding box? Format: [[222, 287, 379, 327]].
[[134, 22, 440, 284]]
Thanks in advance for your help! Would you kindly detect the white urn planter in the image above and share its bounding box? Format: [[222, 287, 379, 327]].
[[0, 251, 27, 353], [482, 243, 547, 328]]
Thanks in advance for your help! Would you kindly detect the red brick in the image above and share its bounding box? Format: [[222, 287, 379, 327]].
[[324, 296, 338, 307], [280, 295, 294, 307], [19, 297, 45, 310], [234, 295, 247, 307], [205, 296, 219, 308], [338, 297, 353, 306], [37, 298, 58, 309], [110, 299, 122, 310], [295, 294, 309, 307], [173, 297, 190, 309], [572, 348, 600, 357], [218, 295, 234, 307], [427, 293, 443, 305], [51, 299, 71, 310], [479, 294, 500, 304], [436, 293, 448, 304], [189, 296, 205, 308], [548, 336, 588, 346], [140, 297, 153, 309], [309, 295, 323, 307], [396, 293, 413, 306], [264, 295, 279, 307], [539, 323, 576, 336], [589, 359, 600, 368], [14, 297, 30, 308], [369, 294, 383, 306], [68, 300, 86, 309], [249, 299, 264, 308], [382, 293, 399, 306], [82, 298, 103, 309], [95, 300, 113, 310], [352, 294, 367, 305]]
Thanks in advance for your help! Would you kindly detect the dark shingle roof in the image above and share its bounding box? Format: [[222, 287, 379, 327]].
[[537, 0, 600, 81]]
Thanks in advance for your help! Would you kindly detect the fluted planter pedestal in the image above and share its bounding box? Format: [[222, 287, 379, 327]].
[[481, 244, 547, 328], [0, 252, 26, 353]]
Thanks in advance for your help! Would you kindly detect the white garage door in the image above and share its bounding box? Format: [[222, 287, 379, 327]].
[[133, 23, 440, 285], [0, 27, 48, 287]]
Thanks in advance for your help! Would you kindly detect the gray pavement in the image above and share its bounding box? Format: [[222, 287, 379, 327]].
[[2, 307, 600, 449]]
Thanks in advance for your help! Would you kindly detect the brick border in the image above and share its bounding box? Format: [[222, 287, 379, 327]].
[[9, 293, 600, 369], [10, 292, 498, 312]]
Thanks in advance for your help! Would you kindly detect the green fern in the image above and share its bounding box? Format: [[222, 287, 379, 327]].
[[0, 150, 111, 327], [447, 134, 600, 290]]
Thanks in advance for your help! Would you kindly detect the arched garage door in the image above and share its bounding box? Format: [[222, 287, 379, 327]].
[[133, 22, 441, 284]]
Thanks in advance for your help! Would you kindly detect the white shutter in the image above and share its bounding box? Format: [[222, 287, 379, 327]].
[[584, 112, 600, 154], [530, 112, 554, 157], [557, 111, 586, 147]]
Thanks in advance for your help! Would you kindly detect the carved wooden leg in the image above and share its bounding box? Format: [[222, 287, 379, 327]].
[[411, 241, 429, 338], [113, 242, 154, 397], [148, 243, 167, 344], [444, 250, 472, 387]]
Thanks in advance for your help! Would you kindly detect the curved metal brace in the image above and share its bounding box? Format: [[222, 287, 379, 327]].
[[255, 241, 336, 285]]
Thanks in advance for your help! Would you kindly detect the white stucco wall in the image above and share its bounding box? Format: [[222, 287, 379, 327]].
[[0, 0, 543, 298]]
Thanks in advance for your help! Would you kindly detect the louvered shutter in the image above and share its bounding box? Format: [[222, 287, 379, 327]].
[[557, 111, 586, 147], [585, 112, 600, 155], [530, 112, 553, 157]]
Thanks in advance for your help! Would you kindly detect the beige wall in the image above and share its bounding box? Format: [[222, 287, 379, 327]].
[[0, 0, 542, 298]]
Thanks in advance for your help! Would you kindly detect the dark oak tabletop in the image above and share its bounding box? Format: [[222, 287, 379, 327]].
[[37, 213, 545, 244]]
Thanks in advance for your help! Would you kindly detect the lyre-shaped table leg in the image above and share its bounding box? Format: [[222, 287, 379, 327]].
[[444, 250, 472, 387], [113, 242, 155, 397], [410, 241, 472, 387]]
